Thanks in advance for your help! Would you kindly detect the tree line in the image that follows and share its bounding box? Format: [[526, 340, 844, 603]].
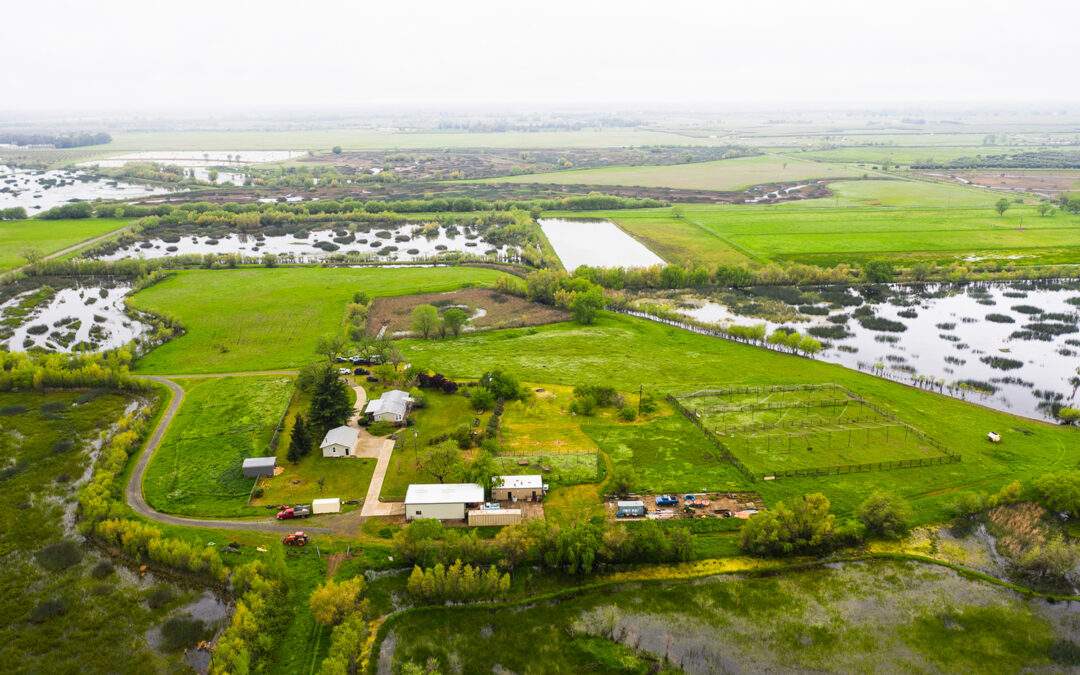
[[0, 132, 111, 148]]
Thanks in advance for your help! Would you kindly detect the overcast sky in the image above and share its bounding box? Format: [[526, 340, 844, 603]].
[[2, 0, 1078, 116]]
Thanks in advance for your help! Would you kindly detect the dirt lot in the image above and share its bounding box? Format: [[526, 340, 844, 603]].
[[608, 491, 766, 521], [921, 170, 1080, 197], [366, 287, 570, 338]]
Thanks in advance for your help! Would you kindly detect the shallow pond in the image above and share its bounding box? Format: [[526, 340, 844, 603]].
[[672, 282, 1080, 420], [0, 282, 150, 352], [0, 167, 172, 212], [79, 149, 304, 168], [538, 218, 665, 270], [91, 223, 511, 263]]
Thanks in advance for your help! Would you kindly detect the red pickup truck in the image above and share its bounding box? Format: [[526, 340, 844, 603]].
[[276, 505, 312, 519]]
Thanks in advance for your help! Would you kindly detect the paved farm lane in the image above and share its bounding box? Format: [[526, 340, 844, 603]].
[[127, 374, 330, 533]]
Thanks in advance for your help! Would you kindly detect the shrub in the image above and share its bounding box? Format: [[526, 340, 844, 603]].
[[89, 560, 115, 579], [28, 598, 68, 623], [147, 587, 174, 609], [0, 405, 26, 416], [367, 420, 394, 436], [1034, 470, 1080, 517], [618, 406, 637, 422], [161, 616, 209, 651], [980, 355, 1024, 371], [35, 540, 83, 571], [739, 493, 850, 555], [856, 490, 912, 537], [857, 316, 907, 332], [986, 313, 1015, 323], [469, 387, 496, 412]]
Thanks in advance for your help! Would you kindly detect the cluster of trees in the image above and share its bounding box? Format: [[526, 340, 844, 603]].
[[293, 362, 353, 454], [910, 150, 1080, 170], [739, 491, 917, 556], [0, 206, 26, 220], [38, 202, 94, 220], [0, 131, 111, 147], [212, 552, 290, 674], [511, 269, 605, 324], [0, 350, 150, 393], [94, 518, 227, 582], [392, 516, 693, 574], [766, 328, 823, 357], [406, 560, 511, 604], [411, 304, 469, 339]]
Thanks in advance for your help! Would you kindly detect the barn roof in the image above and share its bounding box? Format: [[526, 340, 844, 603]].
[[320, 425, 360, 448], [405, 483, 484, 505]]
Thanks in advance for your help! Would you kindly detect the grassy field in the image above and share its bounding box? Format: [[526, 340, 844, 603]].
[[581, 196, 1080, 267], [129, 266, 506, 374], [800, 145, 1038, 165], [479, 153, 860, 191], [0, 390, 194, 672], [399, 311, 1077, 524], [0, 217, 128, 272], [379, 559, 1080, 673], [143, 375, 293, 516]]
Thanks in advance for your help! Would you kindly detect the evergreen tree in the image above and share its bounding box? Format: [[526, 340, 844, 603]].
[[287, 413, 311, 463], [307, 364, 353, 437]]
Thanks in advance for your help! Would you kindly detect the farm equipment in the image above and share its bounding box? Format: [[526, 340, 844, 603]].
[[276, 505, 312, 519], [656, 495, 679, 506], [282, 532, 309, 546]]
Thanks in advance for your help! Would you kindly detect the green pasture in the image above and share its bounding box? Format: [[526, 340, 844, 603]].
[[581, 196, 1080, 267], [479, 154, 860, 191], [800, 145, 1038, 165], [399, 311, 1077, 524], [142, 375, 293, 516], [380, 559, 1080, 674], [0, 390, 191, 672], [129, 266, 506, 374], [0, 217, 128, 272]]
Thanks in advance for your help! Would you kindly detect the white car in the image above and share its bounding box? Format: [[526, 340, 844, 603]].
[[338, 367, 350, 375]]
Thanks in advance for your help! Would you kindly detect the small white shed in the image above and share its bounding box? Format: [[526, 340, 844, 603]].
[[405, 483, 484, 521], [312, 498, 341, 514], [320, 425, 360, 457]]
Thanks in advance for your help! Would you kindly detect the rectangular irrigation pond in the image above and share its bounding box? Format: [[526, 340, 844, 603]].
[[538, 217, 666, 270]]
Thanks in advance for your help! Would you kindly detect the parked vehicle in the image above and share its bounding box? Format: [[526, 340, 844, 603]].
[[338, 367, 350, 375], [656, 495, 679, 506], [276, 505, 312, 519], [282, 531, 308, 546]]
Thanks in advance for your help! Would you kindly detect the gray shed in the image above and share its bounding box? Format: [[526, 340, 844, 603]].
[[242, 456, 277, 478], [616, 500, 646, 517]]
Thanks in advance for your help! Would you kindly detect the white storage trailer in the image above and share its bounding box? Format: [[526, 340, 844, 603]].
[[312, 498, 341, 515]]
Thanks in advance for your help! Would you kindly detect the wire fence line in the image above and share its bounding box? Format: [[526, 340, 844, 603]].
[[668, 383, 961, 481]]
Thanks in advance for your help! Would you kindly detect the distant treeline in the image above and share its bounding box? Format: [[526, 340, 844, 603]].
[[39, 193, 664, 222], [0, 132, 111, 148], [912, 150, 1080, 170]]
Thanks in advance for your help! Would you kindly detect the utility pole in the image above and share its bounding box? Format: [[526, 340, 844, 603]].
[[413, 428, 419, 468]]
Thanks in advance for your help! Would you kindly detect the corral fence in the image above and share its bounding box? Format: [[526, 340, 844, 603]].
[[668, 383, 961, 481]]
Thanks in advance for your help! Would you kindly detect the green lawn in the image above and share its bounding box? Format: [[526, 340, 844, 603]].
[[578, 198, 1080, 268], [479, 153, 860, 191], [0, 217, 128, 272], [129, 266, 506, 374], [398, 312, 1077, 524], [378, 559, 1079, 674], [143, 375, 294, 516], [0, 390, 193, 672]]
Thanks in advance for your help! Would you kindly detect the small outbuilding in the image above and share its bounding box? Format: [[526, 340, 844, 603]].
[[321, 425, 360, 458], [468, 508, 522, 526], [492, 474, 544, 502], [312, 498, 341, 514], [617, 500, 646, 518], [364, 389, 413, 424], [242, 456, 277, 478], [405, 483, 484, 521]]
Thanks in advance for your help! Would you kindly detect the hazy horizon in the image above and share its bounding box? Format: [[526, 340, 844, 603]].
[[3, 0, 1078, 117]]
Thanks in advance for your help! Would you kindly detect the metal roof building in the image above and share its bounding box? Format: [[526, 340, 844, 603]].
[[242, 456, 277, 478], [320, 425, 360, 457], [364, 389, 413, 423], [405, 483, 484, 521], [492, 474, 545, 502]]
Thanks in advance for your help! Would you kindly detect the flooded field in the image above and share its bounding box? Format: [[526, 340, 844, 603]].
[[91, 222, 511, 263], [664, 281, 1080, 420], [79, 150, 303, 168], [538, 217, 666, 270], [0, 166, 172, 212], [0, 281, 150, 352]]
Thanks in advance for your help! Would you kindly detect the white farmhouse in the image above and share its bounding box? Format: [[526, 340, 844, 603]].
[[405, 483, 484, 521], [364, 389, 413, 424], [320, 425, 360, 458]]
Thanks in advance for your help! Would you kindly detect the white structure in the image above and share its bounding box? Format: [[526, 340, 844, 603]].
[[320, 425, 360, 457], [492, 474, 545, 502], [364, 389, 414, 423], [312, 498, 341, 514], [405, 483, 484, 521]]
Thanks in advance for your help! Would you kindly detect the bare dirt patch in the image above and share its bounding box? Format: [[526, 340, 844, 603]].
[[366, 288, 570, 338], [921, 170, 1080, 197]]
